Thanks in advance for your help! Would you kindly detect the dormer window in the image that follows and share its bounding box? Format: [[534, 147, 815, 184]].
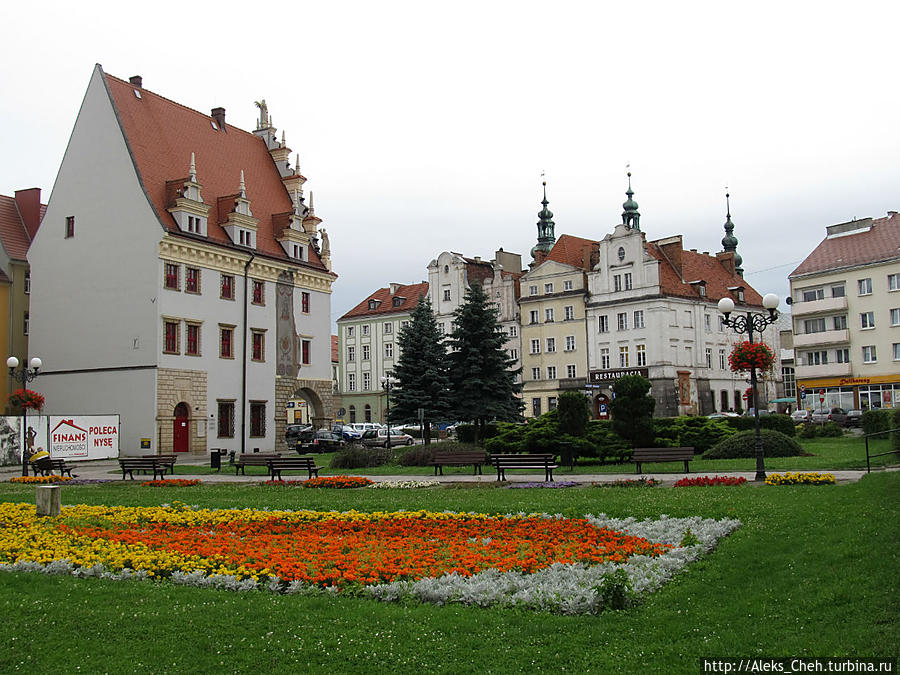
[[728, 285, 745, 303], [392, 297, 404, 307], [690, 280, 707, 298], [368, 299, 382, 311], [168, 153, 210, 237]]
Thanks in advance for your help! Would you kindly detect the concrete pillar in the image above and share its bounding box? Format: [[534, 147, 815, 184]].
[[36, 485, 61, 517]]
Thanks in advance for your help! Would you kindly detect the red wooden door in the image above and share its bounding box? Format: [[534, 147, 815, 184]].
[[173, 403, 190, 453]]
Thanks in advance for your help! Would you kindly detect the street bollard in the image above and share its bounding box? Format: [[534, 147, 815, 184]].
[[36, 485, 61, 517]]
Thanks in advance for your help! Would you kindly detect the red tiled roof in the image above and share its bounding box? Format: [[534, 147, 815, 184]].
[[790, 212, 900, 278], [104, 73, 329, 272], [646, 240, 763, 306], [545, 234, 596, 270], [339, 282, 430, 321], [331, 335, 338, 363], [0, 194, 37, 260]]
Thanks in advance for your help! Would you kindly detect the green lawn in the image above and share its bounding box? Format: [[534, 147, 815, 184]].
[[169, 435, 897, 478], [1, 472, 898, 673]]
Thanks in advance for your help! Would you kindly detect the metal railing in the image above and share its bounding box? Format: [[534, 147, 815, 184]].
[[864, 427, 900, 473]]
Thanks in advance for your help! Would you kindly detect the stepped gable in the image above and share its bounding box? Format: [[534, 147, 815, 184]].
[[339, 282, 430, 320], [790, 212, 900, 277], [104, 73, 327, 271]]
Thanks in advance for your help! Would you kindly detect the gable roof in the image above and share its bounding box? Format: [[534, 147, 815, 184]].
[[0, 193, 44, 261], [545, 234, 596, 270], [645, 240, 763, 305], [103, 71, 329, 273], [339, 282, 430, 321], [790, 212, 900, 278]]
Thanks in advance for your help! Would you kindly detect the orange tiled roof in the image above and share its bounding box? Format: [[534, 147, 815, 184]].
[[790, 212, 900, 278], [339, 282, 430, 321], [646, 241, 763, 305], [104, 73, 330, 272], [545, 234, 596, 270], [0, 195, 32, 260]]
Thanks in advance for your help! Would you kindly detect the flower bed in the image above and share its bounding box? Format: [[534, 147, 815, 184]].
[[10, 475, 73, 484], [674, 476, 747, 487], [0, 502, 741, 615], [506, 481, 580, 489], [599, 478, 660, 488], [366, 480, 441, 489], [301, 476, 373, 489], [141, 479, 201, 487], [765, 471, 836, 486]]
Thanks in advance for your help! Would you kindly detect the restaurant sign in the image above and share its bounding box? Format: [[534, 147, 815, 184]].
[[589, 367, 649, 384]]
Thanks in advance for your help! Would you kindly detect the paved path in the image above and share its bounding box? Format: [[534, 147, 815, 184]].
[[1, 457, 889, 486]]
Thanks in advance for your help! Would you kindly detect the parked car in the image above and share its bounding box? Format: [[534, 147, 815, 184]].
[[349, 423, 382, 435], [791, 409, 812, 423], [845, 409, 864, 427], [285, 424, 312, 448], [333, 424, 362, 442], [707, 412, 739, 419], [811, 407, 847, 425], [299, 430, 345, 453], [360, 428, 415, 447]]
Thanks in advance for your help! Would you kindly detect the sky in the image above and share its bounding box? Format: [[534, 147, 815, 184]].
[[3, 1, 898, 329]]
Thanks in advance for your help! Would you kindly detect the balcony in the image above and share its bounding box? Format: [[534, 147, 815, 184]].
[[791, 296, 848, 316], [794, 362, 852, 379], [792, 329, 850, 348]]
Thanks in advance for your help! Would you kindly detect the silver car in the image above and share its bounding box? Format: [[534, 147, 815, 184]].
[[360, 428, 415, 447]]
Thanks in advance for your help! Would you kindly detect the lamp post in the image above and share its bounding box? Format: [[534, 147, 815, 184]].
[[718, 294, 779, 482], [380, 375, 398, 449], [7, 356, 42, 476]]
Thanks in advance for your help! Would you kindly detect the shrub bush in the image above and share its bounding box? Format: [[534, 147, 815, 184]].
[[585, 420, 632, 463], [652, 416, 735, 453], [861, 409, 893, 435], [724, 413, 795, 436], [455, 423, 499, 444], [329, 446, 392, 469], [893, 408, 900, 453], [703, 429, 805, 459], [398, 445, 435, 466], [820, 421, 844, 437]]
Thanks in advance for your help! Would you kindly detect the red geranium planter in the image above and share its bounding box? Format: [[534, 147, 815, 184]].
[[728, 341, 775, 373], [8, 388, 44, 410]]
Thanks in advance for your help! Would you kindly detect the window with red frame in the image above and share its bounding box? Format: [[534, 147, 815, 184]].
[[221, 274, 234, 300], [217, 400, 235, 438], [302, 339, 311, 365], [250, 401, 266, 437], [220, 326, 234, 358], [252, 331, 265, 361], [252, 280, 264, 305], [301, 291, 310, 313], [164, 320, 179, 353], [164, 263, 179, 290], [186, 323, 200, 356], [185, 267, 200, 294]]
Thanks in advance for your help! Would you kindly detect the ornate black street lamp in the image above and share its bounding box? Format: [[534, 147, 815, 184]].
[[380, 375, 398, 449], [718, 295, 779, 481], [7, 356, 42, 476]]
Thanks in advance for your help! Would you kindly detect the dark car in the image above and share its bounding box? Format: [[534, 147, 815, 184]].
[[285, 424, 311, 448], [845, 409, 863, 427], [299, 430, 345, 453]]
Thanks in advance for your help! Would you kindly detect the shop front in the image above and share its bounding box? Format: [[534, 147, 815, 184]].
[[796, 374, 900, 411]]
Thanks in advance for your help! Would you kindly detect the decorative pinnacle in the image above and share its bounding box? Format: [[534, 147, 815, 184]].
[[239, 170, 246, 198], [189, 152, 196, 181], [295, 153, 301, 175]]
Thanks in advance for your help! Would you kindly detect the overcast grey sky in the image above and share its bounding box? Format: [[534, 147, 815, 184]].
[[3, 1, 898, 327]]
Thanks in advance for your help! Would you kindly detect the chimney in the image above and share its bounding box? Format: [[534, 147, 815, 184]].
[[656, 235, 684, 280], [716, 251, 735, 276], [211, 107, 226, 129], [129, 75, 143, 88], [14, 188, 42, 240], [390, 283, 399, 295]]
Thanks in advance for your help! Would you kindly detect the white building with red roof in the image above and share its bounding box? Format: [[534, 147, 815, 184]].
[[28, 65, 337, 456], [0, 188, 44, 408], [789, 212, 900, 411]]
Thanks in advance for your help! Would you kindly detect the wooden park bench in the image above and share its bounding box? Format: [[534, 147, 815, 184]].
[[632, 447, 694, 474], [267, 456, 321, 480], [429, 450, 488, 475], [118, 458, 170, 481], [235, 453, 281, 475], [143, 454, 178, 475], [490, 453, 558, 482], [33, 458, 76, 478]]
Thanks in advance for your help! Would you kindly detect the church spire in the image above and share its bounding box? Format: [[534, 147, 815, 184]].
[[721, 191, 743, 277], [621, 171, 640, 230], [530, 179, 556, 261]]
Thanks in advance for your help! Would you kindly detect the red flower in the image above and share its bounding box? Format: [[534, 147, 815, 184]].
[[728, 342, 775, 373], [8, 388, 44, 410]]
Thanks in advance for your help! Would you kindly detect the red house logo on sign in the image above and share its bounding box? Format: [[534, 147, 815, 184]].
[[51, 419, 89, 458]]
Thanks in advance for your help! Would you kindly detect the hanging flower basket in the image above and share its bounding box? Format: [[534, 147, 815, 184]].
[[8, 388, 44, 411], [728, 341, 775, 373]]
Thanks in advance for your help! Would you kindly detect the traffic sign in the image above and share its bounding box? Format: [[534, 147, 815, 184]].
[[800, 391, 806, 400], [819, 389, 825, 404]]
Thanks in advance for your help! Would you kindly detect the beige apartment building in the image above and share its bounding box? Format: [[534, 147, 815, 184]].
[[789, 212, 900, 411]]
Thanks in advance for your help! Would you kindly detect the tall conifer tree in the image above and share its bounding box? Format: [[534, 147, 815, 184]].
[[447, 283, 523, 441], [389, 296, 451, 444]]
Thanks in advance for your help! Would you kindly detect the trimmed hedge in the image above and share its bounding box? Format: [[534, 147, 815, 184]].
[[861, 409, 894, 435], [724, 414, 796, 437], [329, 446, 392, 469], [454, 423, 499, 444], [652, 416, 736, 454], [703, 429, 805, 459]]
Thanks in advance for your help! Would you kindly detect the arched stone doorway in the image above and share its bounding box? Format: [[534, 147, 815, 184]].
[[173, 402, 190, 453], [274, 376, 334, 453]]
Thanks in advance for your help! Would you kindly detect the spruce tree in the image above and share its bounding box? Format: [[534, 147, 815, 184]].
[[389, 296, 451, 444], [447, 282, 523, 442], [609, 374, 656, 448]]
